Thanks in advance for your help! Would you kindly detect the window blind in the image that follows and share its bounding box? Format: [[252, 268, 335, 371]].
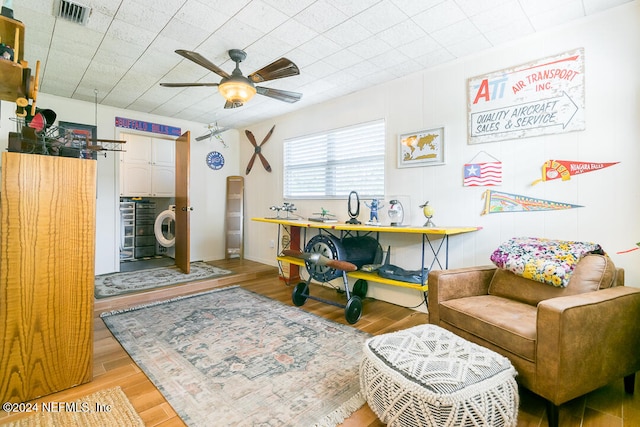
[[283, 119, 385, 199]]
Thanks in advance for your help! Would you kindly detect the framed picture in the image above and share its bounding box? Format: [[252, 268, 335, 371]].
[[58, 121, 97, 159], [398, 126, 445, 168]]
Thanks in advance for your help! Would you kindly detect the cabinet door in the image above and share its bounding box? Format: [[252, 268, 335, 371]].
[[122, 163, 152, 196], [152, 138, 175, 168], [151, 165, 175, 197], [122, 134, 152, 164]]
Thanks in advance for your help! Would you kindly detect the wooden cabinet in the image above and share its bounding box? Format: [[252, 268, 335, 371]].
[[120, 134, 175, 197], [0, 152, 96, 403]]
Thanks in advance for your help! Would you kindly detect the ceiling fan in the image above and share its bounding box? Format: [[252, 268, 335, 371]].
[[160, 49, 302, 109]]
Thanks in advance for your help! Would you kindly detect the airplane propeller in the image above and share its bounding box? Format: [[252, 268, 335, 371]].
[[245, 124, 274, 174]]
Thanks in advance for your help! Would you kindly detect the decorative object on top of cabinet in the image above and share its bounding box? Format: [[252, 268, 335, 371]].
[[160, 49, 302, 108], [398, 127, 445, 168], [225, 176, 244, 259], [245, 125, 274, 174]]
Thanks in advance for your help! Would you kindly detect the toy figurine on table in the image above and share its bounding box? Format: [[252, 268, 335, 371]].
[[365, 198, 384, 225]]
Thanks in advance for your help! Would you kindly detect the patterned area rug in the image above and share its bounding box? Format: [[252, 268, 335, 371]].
[[1, 387, 144, 427], [101, 286, 369, 427], [94, 261, 232, 299]]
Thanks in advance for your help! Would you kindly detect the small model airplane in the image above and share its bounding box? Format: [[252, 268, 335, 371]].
[[269, 202, 297, 219], [309, 207, 337, 223]]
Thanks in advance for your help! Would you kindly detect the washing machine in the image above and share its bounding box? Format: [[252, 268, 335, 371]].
[[155, 205, 176, 248]]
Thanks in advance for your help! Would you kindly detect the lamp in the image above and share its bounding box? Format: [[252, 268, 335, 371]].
[[218, 76, 256, 104]]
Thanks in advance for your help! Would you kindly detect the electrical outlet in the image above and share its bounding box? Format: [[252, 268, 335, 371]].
[[269, 239, 275, 248]]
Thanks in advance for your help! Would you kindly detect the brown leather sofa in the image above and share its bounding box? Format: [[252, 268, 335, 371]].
[[427, 254, 640, 427]]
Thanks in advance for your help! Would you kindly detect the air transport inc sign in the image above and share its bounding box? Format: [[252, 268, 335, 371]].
[[467, 48, 585, 144]]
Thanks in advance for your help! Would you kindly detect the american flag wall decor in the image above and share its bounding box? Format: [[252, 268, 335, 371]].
[[464, 161, 502, 186]]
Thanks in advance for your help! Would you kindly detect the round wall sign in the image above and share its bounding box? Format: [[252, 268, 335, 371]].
[[206, 151, 224, 170]]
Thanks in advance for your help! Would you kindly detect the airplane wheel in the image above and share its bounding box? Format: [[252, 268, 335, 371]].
[[353, 279, 368, 298], [345, 295, 363, 324], [292, 282, 308, 306]]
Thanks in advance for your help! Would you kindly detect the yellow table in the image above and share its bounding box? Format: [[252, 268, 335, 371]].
[[253, 217, 481, 292]]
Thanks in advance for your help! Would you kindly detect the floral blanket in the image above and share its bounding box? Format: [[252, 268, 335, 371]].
[[490, 237, 603, 288]]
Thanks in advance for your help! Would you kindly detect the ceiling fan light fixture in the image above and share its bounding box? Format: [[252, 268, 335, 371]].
[[218, 78, 256, 103]]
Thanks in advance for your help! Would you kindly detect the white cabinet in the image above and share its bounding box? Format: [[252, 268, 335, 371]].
[[121, 134, 175, 197]]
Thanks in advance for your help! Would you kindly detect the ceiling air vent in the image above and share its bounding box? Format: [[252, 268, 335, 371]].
[[57, 0, 90, 25]]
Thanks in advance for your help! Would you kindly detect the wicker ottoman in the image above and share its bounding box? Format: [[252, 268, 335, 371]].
[[360, 324, 518, 427]]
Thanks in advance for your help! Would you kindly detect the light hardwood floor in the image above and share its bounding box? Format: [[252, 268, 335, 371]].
[[1, 259, 639, 426]]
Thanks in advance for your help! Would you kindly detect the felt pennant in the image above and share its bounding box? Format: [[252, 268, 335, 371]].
[[531, 160, 619, 185], [481, 189, 583, 215]]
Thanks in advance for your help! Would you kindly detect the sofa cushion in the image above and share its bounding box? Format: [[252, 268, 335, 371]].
[[489, 254, 617, 306], [439, 295, 537, 362]]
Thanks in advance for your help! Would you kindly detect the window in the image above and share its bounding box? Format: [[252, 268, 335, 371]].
[[283, 119, 385, 199]]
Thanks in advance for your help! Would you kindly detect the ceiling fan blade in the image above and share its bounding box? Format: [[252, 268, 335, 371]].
[[245, 130, 258, 147], [160, 82, 219, 87], [248, 58, 300, 83], [224, 100, 243, 109], [256, 87, 302, 103], [246, 152, 257, 175], [258, 152, 272, 172], [175, 49, 231, 79]]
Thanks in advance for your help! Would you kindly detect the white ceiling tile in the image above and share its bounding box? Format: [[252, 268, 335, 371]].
[[352, 1, 408, 33], [347, 36, 393, 60], [446, 35, 493, 58], [262, 0, 316, 16], [453, 0, 517, 17], [106, 19, 157, 47], [414, 48, 456, 68], [326, 0, 386, 17], [324, 20, 374, 48], [470, 1, 529, 33], [115, 0, 175, 32], [389, 0, 445, 16], [396, 36, 442, 58], [376, 20, 428, 48], [412, 1, 467, 33], [159, 19, 211, 49], [303, 60, 340, 79], [268, 19, 319, 47], [235, 0, 289, 34], [293, 0, 349, 33], [296, 35, 342, 60], [430, 19, 482, 47], [323, 49, 365, 70], [173, 2, 229, 33], [84, 9, 116, 33]]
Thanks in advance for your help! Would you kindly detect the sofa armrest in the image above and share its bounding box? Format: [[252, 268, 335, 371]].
[[427, 265, 496, 324], [536, 286, 640, 405]]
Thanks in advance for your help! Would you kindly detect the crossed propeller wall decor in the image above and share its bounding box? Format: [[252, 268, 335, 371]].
[[245, 125, 275, 175]]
